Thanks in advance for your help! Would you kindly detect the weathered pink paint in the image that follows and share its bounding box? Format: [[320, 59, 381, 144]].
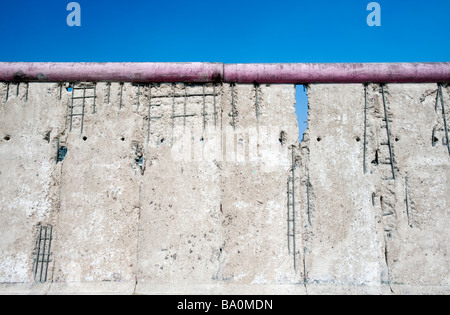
[[0, 62, 223, 83], [0, 62, 449, 83], [224, 63, 450, 84]]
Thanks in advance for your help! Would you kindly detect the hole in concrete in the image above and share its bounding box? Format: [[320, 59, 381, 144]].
[[82, 136, 87, 141], [121, 137, 125, 142], [132, 142, 145, 174], [200, 137, 204, 142], [395, 137, 400, 142], [160, 138, 165, 144], [279, 131, 286, 145], [296, 85, 309, 142], [317, 137, 322, 142], [57, 146, 67, 162], [3, 135, 10, 141], [432, 128, 439, 146], [433, 136, 439, 145], [356, 136, 361, 142], [372, 150, 379, 165], [43, 131, 51, 143]]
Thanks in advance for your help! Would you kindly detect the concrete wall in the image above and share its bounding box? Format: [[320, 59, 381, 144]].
[[300, 83, 450, 294], [0, 81, 448, 294]]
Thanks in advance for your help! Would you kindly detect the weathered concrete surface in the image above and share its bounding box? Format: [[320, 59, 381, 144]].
[[299, 84, 390, 294], [0, 82, 301, 294], [0, 83, 65, 286], [301, 84, 450, 294], [0, 81, 448, 295]]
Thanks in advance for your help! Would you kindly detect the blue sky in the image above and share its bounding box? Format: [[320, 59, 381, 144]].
[[1, 0, 449, 139]]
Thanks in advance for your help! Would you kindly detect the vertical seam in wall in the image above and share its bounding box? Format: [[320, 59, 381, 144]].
[[363, 84, 368, 174], [51, 138, 66, 287], [134, 183, 142, 294]]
